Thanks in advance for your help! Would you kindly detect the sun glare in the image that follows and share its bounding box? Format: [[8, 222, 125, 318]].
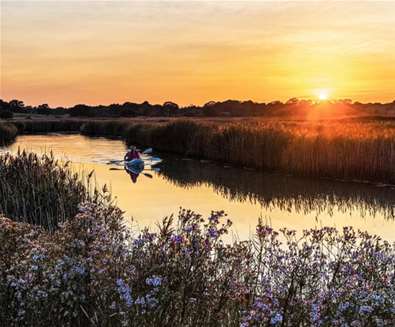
[[317, 89, 329, 101]]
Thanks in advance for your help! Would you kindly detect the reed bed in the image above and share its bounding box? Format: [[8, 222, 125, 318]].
[[0, 122, 18, 145], [0, 151, 105, 231], [13, 120, 84, 134], [81, 119, 395, 184]]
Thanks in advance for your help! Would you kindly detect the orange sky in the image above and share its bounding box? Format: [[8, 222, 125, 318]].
[[1, 1, 395, 107]]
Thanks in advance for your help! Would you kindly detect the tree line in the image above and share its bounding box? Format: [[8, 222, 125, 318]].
[[1, 98, 395, 119]]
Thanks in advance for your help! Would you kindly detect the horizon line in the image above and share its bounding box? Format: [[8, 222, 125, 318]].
[[2, 97, 395, 109]]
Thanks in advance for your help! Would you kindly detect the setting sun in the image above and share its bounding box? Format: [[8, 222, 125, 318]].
[[318, 89, 330, 101]]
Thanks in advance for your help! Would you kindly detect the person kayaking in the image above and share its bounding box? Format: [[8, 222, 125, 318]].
[[124, 146, 141, 162], [124, 146, 143, 184]]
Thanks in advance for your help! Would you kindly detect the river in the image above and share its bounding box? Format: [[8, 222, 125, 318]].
[[2, 134, 395, 241]]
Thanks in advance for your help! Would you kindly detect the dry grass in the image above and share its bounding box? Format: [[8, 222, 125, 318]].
[[81, 119, 395, 184], [4, 116, 395, 184], [0, 151, 107, 231]]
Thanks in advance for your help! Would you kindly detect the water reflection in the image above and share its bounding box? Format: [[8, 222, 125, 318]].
[[157, 156, 395, 220], [2, 134, 395, 241]]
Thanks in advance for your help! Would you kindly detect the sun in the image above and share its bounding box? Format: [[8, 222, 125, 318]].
[[317, 89, 329, 101]]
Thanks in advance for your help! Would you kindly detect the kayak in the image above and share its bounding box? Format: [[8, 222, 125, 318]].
[[124, 159, 145, 174]]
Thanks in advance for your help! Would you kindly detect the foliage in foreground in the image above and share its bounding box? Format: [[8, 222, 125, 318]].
[[1, 202, 394, 326], [0, 152, 103, 230]]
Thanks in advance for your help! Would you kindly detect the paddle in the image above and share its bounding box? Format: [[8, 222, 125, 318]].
[[107, 159, 123, 165], [109, 167, 159, 173], [142, 148, 153, 154]]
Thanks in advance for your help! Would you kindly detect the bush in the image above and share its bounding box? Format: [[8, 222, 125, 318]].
[[0, 122, 18, 145], [0, 204, 394, 326]]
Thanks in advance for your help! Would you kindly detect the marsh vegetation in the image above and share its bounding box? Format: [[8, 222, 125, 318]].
[[0, 152, 394, 326], [0, 151, 106, 230], [2, 116, 395, 185], [81, 119, 395, 184]]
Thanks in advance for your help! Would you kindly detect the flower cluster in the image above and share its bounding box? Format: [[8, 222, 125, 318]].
[[1, 204, 394, 326]]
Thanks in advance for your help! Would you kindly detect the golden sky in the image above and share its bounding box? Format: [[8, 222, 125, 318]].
[[1, 1, 395, 107]]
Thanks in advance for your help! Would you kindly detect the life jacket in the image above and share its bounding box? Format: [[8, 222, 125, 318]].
[[125, 150, 140, 161], [131, 150, 140, 160]]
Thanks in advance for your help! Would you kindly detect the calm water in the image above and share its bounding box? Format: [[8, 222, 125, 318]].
[[2, 134, 395, 241]]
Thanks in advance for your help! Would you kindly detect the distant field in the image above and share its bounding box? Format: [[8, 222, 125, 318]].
[[5, 109, 395, 127]]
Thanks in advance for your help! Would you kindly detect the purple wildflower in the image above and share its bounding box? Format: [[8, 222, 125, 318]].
[[170, 234, 183, 244], [310, 303, 321, 324], [135, 296, 146, 306], [338, 301, 350, 312], [116, 278, 133, 307], [145, 275, 162, 287], [73, 264, 86, 275], [359, 305, 373, 315], [133, 237, 145, 247], [208, 227, 218, 238], [270, 313, 283, 325]]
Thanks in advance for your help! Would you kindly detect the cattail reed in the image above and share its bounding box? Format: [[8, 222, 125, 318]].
[[81, 119, 395, 184], [0, 151, 106, 231]]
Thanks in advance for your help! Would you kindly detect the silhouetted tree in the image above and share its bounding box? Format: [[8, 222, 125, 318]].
[[9, 99, 24, 112]]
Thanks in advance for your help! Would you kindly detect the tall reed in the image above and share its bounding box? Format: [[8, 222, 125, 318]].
[[13, 119, 84, 134], [81, 119, 395, 184], [0, 151, 104, 231]]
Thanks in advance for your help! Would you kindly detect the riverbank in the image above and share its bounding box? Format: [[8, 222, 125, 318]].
[[2, 117, 395, 184], [1, 152, 394, 326]]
